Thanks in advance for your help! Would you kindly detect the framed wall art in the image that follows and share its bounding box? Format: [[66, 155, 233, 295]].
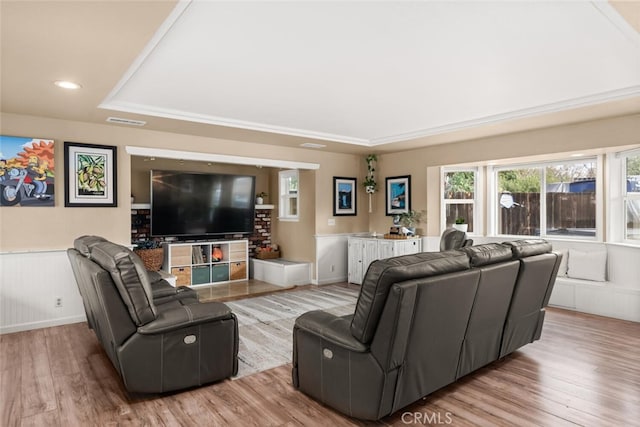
[[0, 135, 55, 207], [333, 176, 357, 216], [385, 175, 411, 216], [64, 141, 117, 207]]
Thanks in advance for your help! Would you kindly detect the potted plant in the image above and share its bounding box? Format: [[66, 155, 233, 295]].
[[256, 191, 268, 205], [453, 216, 468, 233], [363, 154, 377, 194], [399, 209, 424, 235]]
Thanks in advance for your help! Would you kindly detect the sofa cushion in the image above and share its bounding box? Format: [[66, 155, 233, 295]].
[[89, 241, 157, 326], [567, 249, 607, 282], [503, 239, 552, 258], [350, 251, 470, 344], [74, 235, 108, 257], [461, 243, 513, 267]]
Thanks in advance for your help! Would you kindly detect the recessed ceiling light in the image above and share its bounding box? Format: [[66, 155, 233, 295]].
[[54, 80, 82, 90]]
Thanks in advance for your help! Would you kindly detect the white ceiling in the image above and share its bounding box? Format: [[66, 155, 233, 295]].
[[101, 0, 640, 147]]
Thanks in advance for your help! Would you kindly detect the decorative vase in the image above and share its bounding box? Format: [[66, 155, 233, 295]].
[[256, 196, 264, 205], [453, 223, 468, 232]]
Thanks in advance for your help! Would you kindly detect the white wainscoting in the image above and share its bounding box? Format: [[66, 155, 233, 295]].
[[0, 250, 86, 334], [314, 233, 368, 285]]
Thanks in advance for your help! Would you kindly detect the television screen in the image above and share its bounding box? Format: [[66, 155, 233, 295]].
[[151, 170, 255, 237]]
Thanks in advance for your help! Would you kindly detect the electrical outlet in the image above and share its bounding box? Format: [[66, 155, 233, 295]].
[[55, 297, 63, 308]]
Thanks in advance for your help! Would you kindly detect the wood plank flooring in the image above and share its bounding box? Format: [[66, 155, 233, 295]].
[[1, 306, 639, 426]]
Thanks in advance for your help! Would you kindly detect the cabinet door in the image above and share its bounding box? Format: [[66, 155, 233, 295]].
[[404, 239, 421, 255], [348, 238, 363, 285], [378, 240, 396, 260], [361, 239, 379, 279]]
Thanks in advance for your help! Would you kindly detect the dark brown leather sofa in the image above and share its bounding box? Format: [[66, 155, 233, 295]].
[[67, 236, 238, 393], [292, 240, 561, 420]]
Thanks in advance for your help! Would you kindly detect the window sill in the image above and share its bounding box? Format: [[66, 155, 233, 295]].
[[278, 217, 299, 222]]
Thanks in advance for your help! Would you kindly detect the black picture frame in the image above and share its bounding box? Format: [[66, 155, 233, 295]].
[[333, 176, 357, 216], [385, 175, 411, 216], [64, 141, 118, 207]]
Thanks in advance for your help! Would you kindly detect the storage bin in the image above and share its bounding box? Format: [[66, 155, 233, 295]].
[[192, 265, 211, 285], [211, 264, 230, 282], [171, 266, 191, 286], [230, 261, 247, 280]]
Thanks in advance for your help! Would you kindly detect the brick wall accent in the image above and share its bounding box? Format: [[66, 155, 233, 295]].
[[131, 208, 151, 241], [131, 208, 272, 257], [249, 208, 272, 256]]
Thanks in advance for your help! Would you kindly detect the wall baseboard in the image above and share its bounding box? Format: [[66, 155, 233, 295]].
[[0, 315, 86, 335]]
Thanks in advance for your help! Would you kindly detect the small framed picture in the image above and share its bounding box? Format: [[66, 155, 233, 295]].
[[385, 175, 411, 216], [333, 176, 357, 216], [64, 142, 117, 207]]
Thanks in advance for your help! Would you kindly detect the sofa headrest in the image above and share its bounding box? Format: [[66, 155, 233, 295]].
[[351, 251, 470, 344], [461, 243, 513, 267], [74, 235, 108, 257], [503, 239, 552, 258], [440, 228, 468, 251], [89, 241, 157, 326]]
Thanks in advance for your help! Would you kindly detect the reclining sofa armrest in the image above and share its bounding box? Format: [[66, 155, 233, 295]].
[[137, 302, 233, 335], [295, 310, 368, 353]]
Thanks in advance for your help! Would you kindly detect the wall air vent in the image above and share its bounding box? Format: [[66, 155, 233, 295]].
[[106, 117, 146, 126]]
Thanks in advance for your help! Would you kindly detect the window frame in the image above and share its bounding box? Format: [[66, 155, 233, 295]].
[[618, 148, 640, 244], [440, 167, 482, 235], [278, 169, 299, 222], [489, 156, 603, 241]]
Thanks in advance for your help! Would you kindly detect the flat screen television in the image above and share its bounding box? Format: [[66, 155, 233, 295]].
[[151, 170, 255, 238]]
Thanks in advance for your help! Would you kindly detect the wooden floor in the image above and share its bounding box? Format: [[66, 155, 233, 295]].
[[1, 307, 639, 426], [195, 278, 296, 302]]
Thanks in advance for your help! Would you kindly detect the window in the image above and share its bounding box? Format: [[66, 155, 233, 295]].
[[442, 168, 479, 233], [493, 159, 599, 238], [279, 169, 299, 221], [623, 151, 640, 242]]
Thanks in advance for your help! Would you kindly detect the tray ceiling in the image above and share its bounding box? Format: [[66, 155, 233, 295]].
[[100, 1, 640, 147]]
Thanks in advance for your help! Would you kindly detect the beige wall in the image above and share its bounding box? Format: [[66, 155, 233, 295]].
[[2, 112, 637, 254], [0, 113, 369, 257], [370, 114, 640, 236]]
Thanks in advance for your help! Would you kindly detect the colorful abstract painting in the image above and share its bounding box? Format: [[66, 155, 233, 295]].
[[0, 135, 55, 207]]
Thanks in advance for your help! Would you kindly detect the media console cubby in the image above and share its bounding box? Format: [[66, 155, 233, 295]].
[[162, 240, 248, 287]]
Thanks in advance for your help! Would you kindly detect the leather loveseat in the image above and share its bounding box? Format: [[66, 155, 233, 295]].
[[68, 236, 238, 393], [292, 240, 561, 420]]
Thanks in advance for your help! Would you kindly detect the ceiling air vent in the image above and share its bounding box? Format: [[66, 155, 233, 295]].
[[106, 117, 146, 126], [300, 142, 326, 149]]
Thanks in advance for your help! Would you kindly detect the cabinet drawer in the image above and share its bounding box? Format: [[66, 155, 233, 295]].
[[229, 242, 246, 253], [230, 261, 247, 280], [192, 266, 210, 285], [229, 250, 246, 262], [211, 264, 229, 282], [171, 267, 191, 287], [170, 246, 192, 265]]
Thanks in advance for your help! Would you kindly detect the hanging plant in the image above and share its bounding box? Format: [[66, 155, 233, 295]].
[[363, 154, 378, 193]]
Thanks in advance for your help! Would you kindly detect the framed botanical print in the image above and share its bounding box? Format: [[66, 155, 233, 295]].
[[64, 142, 117, 207]]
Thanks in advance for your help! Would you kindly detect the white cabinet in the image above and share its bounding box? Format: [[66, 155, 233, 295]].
[[347, 237, 422, 285], [162, 239, 248, 287]]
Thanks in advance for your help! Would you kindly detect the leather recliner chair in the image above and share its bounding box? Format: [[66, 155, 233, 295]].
[[292, 240, 561, 420], [67, 236, 238, 393], [439, 227, 473, 251]]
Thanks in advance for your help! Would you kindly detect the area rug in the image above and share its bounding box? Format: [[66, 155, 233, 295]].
[[225, 284, 359, 378]]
